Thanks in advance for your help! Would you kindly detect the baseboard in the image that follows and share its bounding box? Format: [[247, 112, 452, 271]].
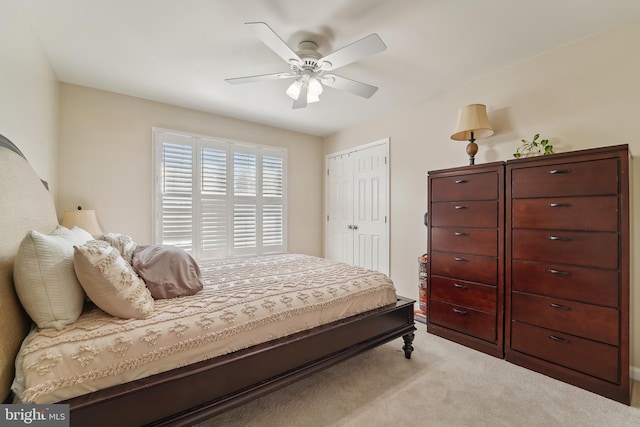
[[632, 366, 640, 381]]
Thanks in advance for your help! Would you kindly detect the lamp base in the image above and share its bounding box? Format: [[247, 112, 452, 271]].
[[466, 140, 478, 165]]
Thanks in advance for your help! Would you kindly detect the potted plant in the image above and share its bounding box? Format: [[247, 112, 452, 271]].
[[513, 133, 554, 158]]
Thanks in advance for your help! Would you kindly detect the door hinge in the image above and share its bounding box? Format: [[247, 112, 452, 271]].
[[385, 215, 387, 223], [327, 169, 330, 176], [385, 156, 387, 165], [327, 215, 330, 221]]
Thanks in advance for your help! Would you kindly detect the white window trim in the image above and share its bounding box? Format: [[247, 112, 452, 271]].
[[152, 127, 288, 260]]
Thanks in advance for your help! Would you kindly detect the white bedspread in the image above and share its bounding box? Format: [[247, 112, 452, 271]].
[[13, 254, 396, 404]]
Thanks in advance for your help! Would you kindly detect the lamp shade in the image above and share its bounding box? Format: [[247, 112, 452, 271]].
[[451, 104, 494, 141], [61, 208, 103, 236]]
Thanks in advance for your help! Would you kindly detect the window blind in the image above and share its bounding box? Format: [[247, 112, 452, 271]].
[[153, 129, 287, 259]]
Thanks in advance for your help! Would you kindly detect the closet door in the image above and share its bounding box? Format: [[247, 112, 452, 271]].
[[326, 140, 389, 275], [326, 153, 354, 266]]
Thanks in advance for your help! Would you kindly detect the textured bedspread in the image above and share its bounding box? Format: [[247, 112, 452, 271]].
[[13, 254, 396, 404]]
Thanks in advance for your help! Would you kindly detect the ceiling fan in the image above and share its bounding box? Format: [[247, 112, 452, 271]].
[[225, 22, 387, 109]]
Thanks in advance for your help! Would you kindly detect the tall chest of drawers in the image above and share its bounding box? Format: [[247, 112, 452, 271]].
[[427, 162, 504, 358], [505, 145, 631, 404]]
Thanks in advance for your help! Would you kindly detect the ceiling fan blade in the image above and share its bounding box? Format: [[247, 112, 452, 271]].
[[225, 72, 296, 85], [292, 85, 308, 109], [246, 22, 301, 65], [319, 33, 386, 71], [322, 74, 379, 98]]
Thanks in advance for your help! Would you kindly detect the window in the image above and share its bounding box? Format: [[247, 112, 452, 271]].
[[153, 128, 287, 259]]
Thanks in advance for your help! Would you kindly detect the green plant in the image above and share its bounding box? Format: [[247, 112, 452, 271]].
[[513, 133, 554, 158]]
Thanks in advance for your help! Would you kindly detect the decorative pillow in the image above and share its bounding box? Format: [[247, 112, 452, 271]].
[[98, 232, 137, 264], [74, 240, 154, 319], [13, 225, 93, 330], [132, 245, 203, 299]]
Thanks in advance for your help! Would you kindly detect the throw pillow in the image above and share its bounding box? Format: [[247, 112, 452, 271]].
[[132, 245, 203, 299], [13, 225, 93, 330], [98, 232, 137, 264], [74, 240, 154, 319]]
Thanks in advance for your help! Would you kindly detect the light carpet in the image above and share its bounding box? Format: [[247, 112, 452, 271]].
[[196, 326, 640, 426]]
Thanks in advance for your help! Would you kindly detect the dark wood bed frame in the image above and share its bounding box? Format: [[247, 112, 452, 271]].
[[0, 135, 416, 426], [68, 298, 415, 427]]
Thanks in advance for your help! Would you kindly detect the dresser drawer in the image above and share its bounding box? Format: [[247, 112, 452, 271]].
[[430, 276, 496, 313], [431, 172, 498, 202], [511, 321, 619, 383], [431, 251, 497, 285], [511, 158, 618, 198], [512, 196, 618, 232], [511, 292, 618, 345], [431, 201, 497, 228], [431, 228, 497, 256], [512, 260, 618, 307], [430, 300, 496, 342], [511, 229, 618, 270]]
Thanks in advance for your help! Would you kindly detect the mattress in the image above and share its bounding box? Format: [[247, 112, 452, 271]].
[[13, 254, 397, 404]]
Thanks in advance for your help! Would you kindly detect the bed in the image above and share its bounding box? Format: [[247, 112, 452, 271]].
[[0, 135, 416, 426]]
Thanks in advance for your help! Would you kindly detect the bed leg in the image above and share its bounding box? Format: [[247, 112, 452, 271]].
[[402, 333, 415, 359]]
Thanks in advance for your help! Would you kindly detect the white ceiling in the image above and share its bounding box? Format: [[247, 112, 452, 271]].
[[16, 0, 640, 137]]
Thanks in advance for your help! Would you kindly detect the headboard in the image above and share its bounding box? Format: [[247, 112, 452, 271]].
[[0, 136, 58, 401]]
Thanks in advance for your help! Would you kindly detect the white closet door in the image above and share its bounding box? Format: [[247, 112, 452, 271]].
[[352, 143, 388, 274], [325, 140, 389, 275], [326, 153, 354, 265]]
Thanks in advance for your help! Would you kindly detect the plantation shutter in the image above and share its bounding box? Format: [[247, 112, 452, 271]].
[[231, 147, 258, 255], [153, 129, 287, 259], [261, 150, 285, 251], [200, 140, 229, 259], [158, 132, 194, 253]]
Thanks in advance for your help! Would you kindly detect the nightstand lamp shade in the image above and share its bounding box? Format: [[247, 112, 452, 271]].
[[61, 207, 103, 236], [451, 104, 494, 165]]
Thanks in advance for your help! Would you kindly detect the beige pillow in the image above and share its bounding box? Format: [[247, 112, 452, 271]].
[[74, 240, 154, 319], [13, 225, 93, 330], [132, 245, 204, 299], [98, 232, 137, 264]]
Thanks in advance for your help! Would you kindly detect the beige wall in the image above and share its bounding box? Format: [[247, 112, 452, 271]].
[[58, 84, 324, 255], [324, 18, 640, 372], [0, 0, 59, 193]]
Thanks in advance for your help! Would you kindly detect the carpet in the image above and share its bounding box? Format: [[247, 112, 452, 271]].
[[196, 327, 640, 426]]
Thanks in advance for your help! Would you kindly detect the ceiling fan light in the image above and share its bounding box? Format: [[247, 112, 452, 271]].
[[308, 77, 323, 98], [307, 93, 320, 103], [286, 79, 303, 100]]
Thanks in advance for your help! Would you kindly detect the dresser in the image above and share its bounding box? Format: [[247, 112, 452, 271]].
[[505, 145, 631, 404], [427, 162, 504, 358]]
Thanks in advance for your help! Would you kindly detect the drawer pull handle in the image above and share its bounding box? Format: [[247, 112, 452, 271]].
[[549, 303, 571, 311], [549, 235, 572, 241], [454, 257, 468, 262], [549, 168, 571, 174], [453, 283, 468, 289], [548, 335, 571, 344], [452, 308, 468, 315], [548, 203, 571, 208], [549, 269, 570, 276], [453, 232, 469, 237], [454, 179, 468, 184], [454, 205, 469, 210]]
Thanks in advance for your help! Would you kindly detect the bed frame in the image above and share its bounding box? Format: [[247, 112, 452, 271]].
[[0, 136, 416, 426]]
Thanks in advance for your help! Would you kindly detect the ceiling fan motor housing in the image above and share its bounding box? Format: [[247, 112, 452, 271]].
[[291, 41, 329, 72]]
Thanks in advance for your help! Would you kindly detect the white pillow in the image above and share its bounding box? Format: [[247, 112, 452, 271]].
[[98, 232, 137, 264], [13, 225, 93, 330], [73, 240, 154, 319]]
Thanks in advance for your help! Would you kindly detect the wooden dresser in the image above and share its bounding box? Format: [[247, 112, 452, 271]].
[[505, 145, 631, 404], [427, 162, 504, 358]]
